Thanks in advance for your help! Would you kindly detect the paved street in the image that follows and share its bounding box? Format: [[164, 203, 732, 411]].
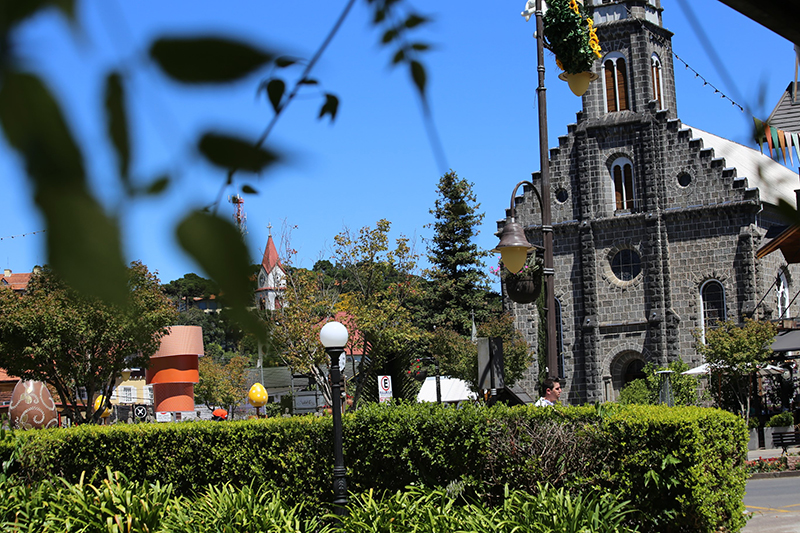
[[743, 476, 800, 533]]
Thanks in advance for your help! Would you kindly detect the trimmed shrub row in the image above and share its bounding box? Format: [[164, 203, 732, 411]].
[[6, 403, 749, 532]]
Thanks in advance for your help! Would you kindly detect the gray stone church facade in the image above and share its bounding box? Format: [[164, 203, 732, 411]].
[[504, 0, 800, 404]]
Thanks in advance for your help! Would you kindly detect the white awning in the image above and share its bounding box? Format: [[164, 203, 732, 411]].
[[417, 376, 477, 403]]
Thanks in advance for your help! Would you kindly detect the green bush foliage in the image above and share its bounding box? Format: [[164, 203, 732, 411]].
[[765, 411, 794, 428], [0, 473, 640, 533], [341, 484, 638, 533], [617, 361, 701, 406], [9, 403, 747, 532], [593, 404, 748, 532]]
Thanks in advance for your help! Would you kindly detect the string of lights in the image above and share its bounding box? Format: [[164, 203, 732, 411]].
[[672, 52, 744, 111], [0, 229, 46, 241], [620, 4, 745, 112]]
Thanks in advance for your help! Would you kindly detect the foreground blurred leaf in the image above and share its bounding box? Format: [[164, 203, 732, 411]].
[[144, 175, 170, 195], [410, 60, 426, 95], [177, 211, 265, 341], [150, 36, 273, 84], [0, 71, 85, 185], [0, 0, 75, 30], [318, 93, 339, 122], [104, 72, 131, 190], [266, 78, 285, 113], [0, 71, 128, 305], [198, 132, 278, 173], [38, 189, 129, 306]]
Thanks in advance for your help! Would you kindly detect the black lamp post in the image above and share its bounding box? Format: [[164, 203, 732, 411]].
[[493, 0, 563, 381], [319, 320, 349, 517]]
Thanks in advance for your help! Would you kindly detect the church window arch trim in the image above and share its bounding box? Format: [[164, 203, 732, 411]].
[[699, 279, 726, 342], [602, 52, 630, 113], [611, 156, 636, 211], [651, 53, 665, 109]]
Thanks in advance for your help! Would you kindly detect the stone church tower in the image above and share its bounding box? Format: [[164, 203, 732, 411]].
[[505, 0, 800, 404]]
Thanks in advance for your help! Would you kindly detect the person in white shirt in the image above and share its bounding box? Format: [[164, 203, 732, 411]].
[[534, 378, 562, 406]]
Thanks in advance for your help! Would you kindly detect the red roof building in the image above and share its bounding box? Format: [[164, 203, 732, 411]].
[[0, 368, 20, 408], [254, 230, 286, 311], [0, 269, 33, 293]]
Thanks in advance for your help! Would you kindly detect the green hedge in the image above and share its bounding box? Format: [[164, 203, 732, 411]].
[[6, 403, 748, 532]]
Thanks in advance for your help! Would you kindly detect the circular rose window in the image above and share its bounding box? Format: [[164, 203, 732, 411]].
[[611, 249, 641, 281]]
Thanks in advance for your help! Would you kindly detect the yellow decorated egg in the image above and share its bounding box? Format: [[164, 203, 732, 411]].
[[9, 380, 59, 430], [248, 382, 268, 408], [93, 395, 111, 418]]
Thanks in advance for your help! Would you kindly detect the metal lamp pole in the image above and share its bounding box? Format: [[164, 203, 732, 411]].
[[494, 0, 557, 380], [534, 0, 558, 381], [320, 321, 349, 517]]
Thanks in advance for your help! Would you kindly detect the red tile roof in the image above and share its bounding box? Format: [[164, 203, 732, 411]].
[[0, 272, 31, 291], [0, 368, 18, 382], [261, 235, 284, 274]]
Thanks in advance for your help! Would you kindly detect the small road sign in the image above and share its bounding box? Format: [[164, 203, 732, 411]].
[[378, 375, 392, 403]]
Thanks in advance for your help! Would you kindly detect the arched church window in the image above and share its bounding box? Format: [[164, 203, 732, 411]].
[[700, 280, 726, 341], [777, 271, 790, 319], [611, 157, 635, 210], [603, 53, 629, 112], [651, 53, 664, 109], [555, 298, 564, 378]]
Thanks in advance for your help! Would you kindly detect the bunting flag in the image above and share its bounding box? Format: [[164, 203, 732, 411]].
[[753, 117, 766, 154], [754, 119, 800, 166], [778, 128, 787, 164], [793, 133, 800, 164], [771, 126, 781, 162], [765, 122, 774, 158]]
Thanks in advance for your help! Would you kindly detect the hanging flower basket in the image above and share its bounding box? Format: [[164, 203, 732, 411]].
[[413, 369, 428, 381], [505, 273, 543, 304], [558, 70, 600, 97], [543, 0, 603, 95], [500, 251, 544, 304]]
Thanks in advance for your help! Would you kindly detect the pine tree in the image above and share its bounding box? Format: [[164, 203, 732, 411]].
[[424, 170, 493, 335]]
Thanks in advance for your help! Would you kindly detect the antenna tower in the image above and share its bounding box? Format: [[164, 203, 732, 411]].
[[228, 195, 248, 236]]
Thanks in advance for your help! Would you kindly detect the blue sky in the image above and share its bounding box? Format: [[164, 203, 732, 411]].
[[0, 0, 797, 290]]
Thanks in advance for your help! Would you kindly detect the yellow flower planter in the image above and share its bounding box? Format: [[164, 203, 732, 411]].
[[558, 71, 599, 96]]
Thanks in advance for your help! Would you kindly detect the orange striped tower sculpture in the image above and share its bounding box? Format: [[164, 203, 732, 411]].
[[146, 325, 203, 412]]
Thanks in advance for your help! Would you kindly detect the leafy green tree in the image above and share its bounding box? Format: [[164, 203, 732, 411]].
[[268, 267, 338, 405], [430, 314, 533, 391], [176, 308, 227, 348], [422, 171, 493, 335], [161, 273, 219, 304], [269, 220, 424, 407], [617, 360, 702, 406], [195, 355, 250, 419], [0, 262, 177, 424], [334, 220, 426, 406], [695, 318, 777, 423]]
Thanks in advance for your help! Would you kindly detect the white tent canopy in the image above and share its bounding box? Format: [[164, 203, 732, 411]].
[[417, 376, 477, 404], [681, 363, 710, 375], [681, 363, 785, 376]]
